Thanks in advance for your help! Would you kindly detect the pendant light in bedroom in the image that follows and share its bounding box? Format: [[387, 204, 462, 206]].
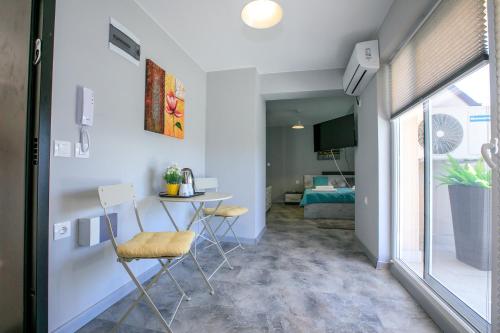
[[292, 120, 304, 129]]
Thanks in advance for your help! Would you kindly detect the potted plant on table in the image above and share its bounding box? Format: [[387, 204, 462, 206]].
[[437, 155, 491, 271], [163, 164, 182, 196]]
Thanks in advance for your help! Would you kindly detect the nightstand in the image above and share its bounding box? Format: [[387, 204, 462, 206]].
[[284, 191, 303, 205]]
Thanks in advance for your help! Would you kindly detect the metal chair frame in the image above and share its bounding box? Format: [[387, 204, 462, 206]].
[[194, 178, 246, 256], [160, 199, 233, 282], [98, 184, 212, 333]]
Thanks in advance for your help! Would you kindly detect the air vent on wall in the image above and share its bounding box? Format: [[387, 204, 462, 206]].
[[109, 17, 141, 66]]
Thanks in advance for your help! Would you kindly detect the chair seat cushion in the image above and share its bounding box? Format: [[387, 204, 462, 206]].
[[117, 231, 195, 259], [204, 205, 248, 217]]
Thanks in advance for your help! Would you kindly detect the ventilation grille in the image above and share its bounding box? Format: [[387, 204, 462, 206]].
[[417, 113, 464, 154]]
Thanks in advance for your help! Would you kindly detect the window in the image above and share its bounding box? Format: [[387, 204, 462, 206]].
[[392, 65, 492, 332]]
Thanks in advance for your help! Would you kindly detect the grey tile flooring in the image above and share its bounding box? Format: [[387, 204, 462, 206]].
[[79, 204, 440, 333]]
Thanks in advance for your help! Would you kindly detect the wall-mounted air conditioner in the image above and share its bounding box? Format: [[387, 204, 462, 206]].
[[343, 40, 380, 96]]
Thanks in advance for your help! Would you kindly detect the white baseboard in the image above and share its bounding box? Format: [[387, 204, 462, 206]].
[[52, 264, 161, 333], [355, 235, 390, 269]]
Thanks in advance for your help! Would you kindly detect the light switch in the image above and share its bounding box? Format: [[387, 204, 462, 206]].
[[54, 140, 72, 157], [54, 221, 71, 240], [75, 142, 90, 158]]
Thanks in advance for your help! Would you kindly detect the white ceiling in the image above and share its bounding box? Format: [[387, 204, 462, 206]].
[[266, 96, 354, 127], [135, 0, 394, 74]]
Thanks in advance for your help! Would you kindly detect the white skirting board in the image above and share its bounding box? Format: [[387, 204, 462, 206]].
[[355, 234, 390, 269]]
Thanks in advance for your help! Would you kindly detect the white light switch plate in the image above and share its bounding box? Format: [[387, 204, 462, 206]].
[[75, 142, 90, 158], [54, 221, 71, 240], [54, 140, 72, 157]]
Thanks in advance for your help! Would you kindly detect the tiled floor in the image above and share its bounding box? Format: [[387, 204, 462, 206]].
[[79, 204, 440, 332]]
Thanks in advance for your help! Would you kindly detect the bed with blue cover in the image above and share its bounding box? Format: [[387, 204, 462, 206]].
[[300, 188, 355, 206], [301, 175, 355, 219]]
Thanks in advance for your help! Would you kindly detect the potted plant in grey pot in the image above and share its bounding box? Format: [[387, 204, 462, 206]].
[[437, 155, 491, 271]]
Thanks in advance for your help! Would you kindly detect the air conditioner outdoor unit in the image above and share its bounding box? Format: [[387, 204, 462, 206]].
[[343, 40, 380, 96]]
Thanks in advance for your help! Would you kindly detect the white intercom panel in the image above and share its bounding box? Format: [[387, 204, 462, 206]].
[[77, 86, 94, 126]]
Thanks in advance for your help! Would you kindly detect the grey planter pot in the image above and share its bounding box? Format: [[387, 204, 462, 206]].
[[448, 184, 491, 271]]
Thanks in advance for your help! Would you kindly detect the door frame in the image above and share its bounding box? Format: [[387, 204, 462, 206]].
[[25, 0, 55, 331]]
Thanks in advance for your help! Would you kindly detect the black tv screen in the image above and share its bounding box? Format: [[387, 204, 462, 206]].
[[313, 114, 356, 152]]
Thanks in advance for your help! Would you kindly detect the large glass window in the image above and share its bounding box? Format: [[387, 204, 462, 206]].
[[394, 105, 425, 277], [393, 65, 492, 331]]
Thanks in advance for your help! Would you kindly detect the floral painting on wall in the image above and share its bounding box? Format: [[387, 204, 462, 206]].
[[144, 59, 185, 139]]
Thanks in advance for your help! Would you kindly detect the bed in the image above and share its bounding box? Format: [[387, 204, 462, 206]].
[[300, 175, 355, 219]]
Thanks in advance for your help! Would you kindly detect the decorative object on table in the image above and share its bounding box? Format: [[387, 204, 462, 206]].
[[144, 59, 185, 139], [317, 149, 340, 160], [179, 168, 195, 197], [437, 155, 491, 270], [163, 164, 182, 196]]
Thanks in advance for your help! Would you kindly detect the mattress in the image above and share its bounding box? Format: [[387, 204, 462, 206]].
[[300, 188, 355, 206]]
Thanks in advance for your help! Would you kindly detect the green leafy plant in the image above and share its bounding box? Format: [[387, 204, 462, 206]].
[[163, 164, 181, 184], [437, 155, 491, 189]]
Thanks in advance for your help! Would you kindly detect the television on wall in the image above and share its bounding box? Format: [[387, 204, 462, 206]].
[[313, 114, 357, 152]]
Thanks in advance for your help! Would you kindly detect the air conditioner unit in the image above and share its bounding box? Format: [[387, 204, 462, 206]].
[[343, 40, 380, 96], [418, 106, 490, 160]]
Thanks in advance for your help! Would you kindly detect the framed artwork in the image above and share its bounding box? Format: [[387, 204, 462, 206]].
[[144, 59, 185, 139], [317, 149, 340, 160]]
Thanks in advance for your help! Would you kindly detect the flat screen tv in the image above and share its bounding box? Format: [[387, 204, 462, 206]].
[[313, 114, 356, 152]]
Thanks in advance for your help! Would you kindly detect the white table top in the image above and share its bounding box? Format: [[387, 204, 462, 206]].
[[158, 192, 232, 203]]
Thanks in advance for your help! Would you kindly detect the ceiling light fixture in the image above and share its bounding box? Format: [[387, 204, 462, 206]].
[[291, 120, 304, 129], [241, 0, 283, 29]]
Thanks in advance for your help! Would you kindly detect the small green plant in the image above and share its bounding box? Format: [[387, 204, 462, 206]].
[[163, 164, 181, 184], [437, 155, 491, 189]]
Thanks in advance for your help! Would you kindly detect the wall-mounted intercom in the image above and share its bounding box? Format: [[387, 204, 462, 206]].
[[76, 86, 93, 157], [77, 86, 94, 126]]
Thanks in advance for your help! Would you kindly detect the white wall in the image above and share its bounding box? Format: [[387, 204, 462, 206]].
[[206, 68, 266, 241], [260, 69, 344, 100], [355, 78, 380, 260], [267, 126, 355, 201], [49, 0, 207, 330], [354, 0, 438, 266]]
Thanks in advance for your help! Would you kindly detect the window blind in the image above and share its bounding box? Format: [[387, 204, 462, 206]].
[[391, 0, 488, 116]]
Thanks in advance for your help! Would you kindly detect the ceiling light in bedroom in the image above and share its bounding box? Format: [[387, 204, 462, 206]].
[[292, 120, 304, 129], [241, 0, 283, 29]]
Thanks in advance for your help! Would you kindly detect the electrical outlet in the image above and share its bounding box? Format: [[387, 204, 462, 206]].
[[75, 142, 90, 158], [295, 180, 300, 185], [364, 196, 368, 206], [54, 221, 71, 240]]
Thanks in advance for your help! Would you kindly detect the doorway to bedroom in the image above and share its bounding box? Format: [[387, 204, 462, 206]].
[[265, 95, 356, 228]]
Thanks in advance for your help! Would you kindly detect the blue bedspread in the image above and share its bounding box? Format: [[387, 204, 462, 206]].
[[300, 188, 355, 206]]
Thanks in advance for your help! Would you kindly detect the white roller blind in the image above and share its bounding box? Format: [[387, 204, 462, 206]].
[[391, 0, 488, 115]]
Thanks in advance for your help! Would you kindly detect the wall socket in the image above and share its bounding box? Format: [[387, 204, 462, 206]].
[[54, 221, 71, 240], [75, 142, 90, 158]]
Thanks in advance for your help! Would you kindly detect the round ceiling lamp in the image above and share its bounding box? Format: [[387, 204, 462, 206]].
[[241, 0, 283, 29], [291, 120, 304, 129]]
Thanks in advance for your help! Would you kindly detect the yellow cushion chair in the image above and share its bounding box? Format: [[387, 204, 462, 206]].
[[98, 184, 214, 333]]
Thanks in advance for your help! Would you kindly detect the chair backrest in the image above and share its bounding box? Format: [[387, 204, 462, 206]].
[[195, 177, 218, 191], [98, 184, 136, 209]]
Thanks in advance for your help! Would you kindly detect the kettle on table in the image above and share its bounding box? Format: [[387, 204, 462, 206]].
[[179, 168, 195, 197]]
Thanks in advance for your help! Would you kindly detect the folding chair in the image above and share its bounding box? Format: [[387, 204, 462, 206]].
[[196, 178, 249, 255], [98, 184, 212, 333]]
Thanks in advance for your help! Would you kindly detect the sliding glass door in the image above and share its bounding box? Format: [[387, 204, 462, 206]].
[[393, 64, 492, 332]]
